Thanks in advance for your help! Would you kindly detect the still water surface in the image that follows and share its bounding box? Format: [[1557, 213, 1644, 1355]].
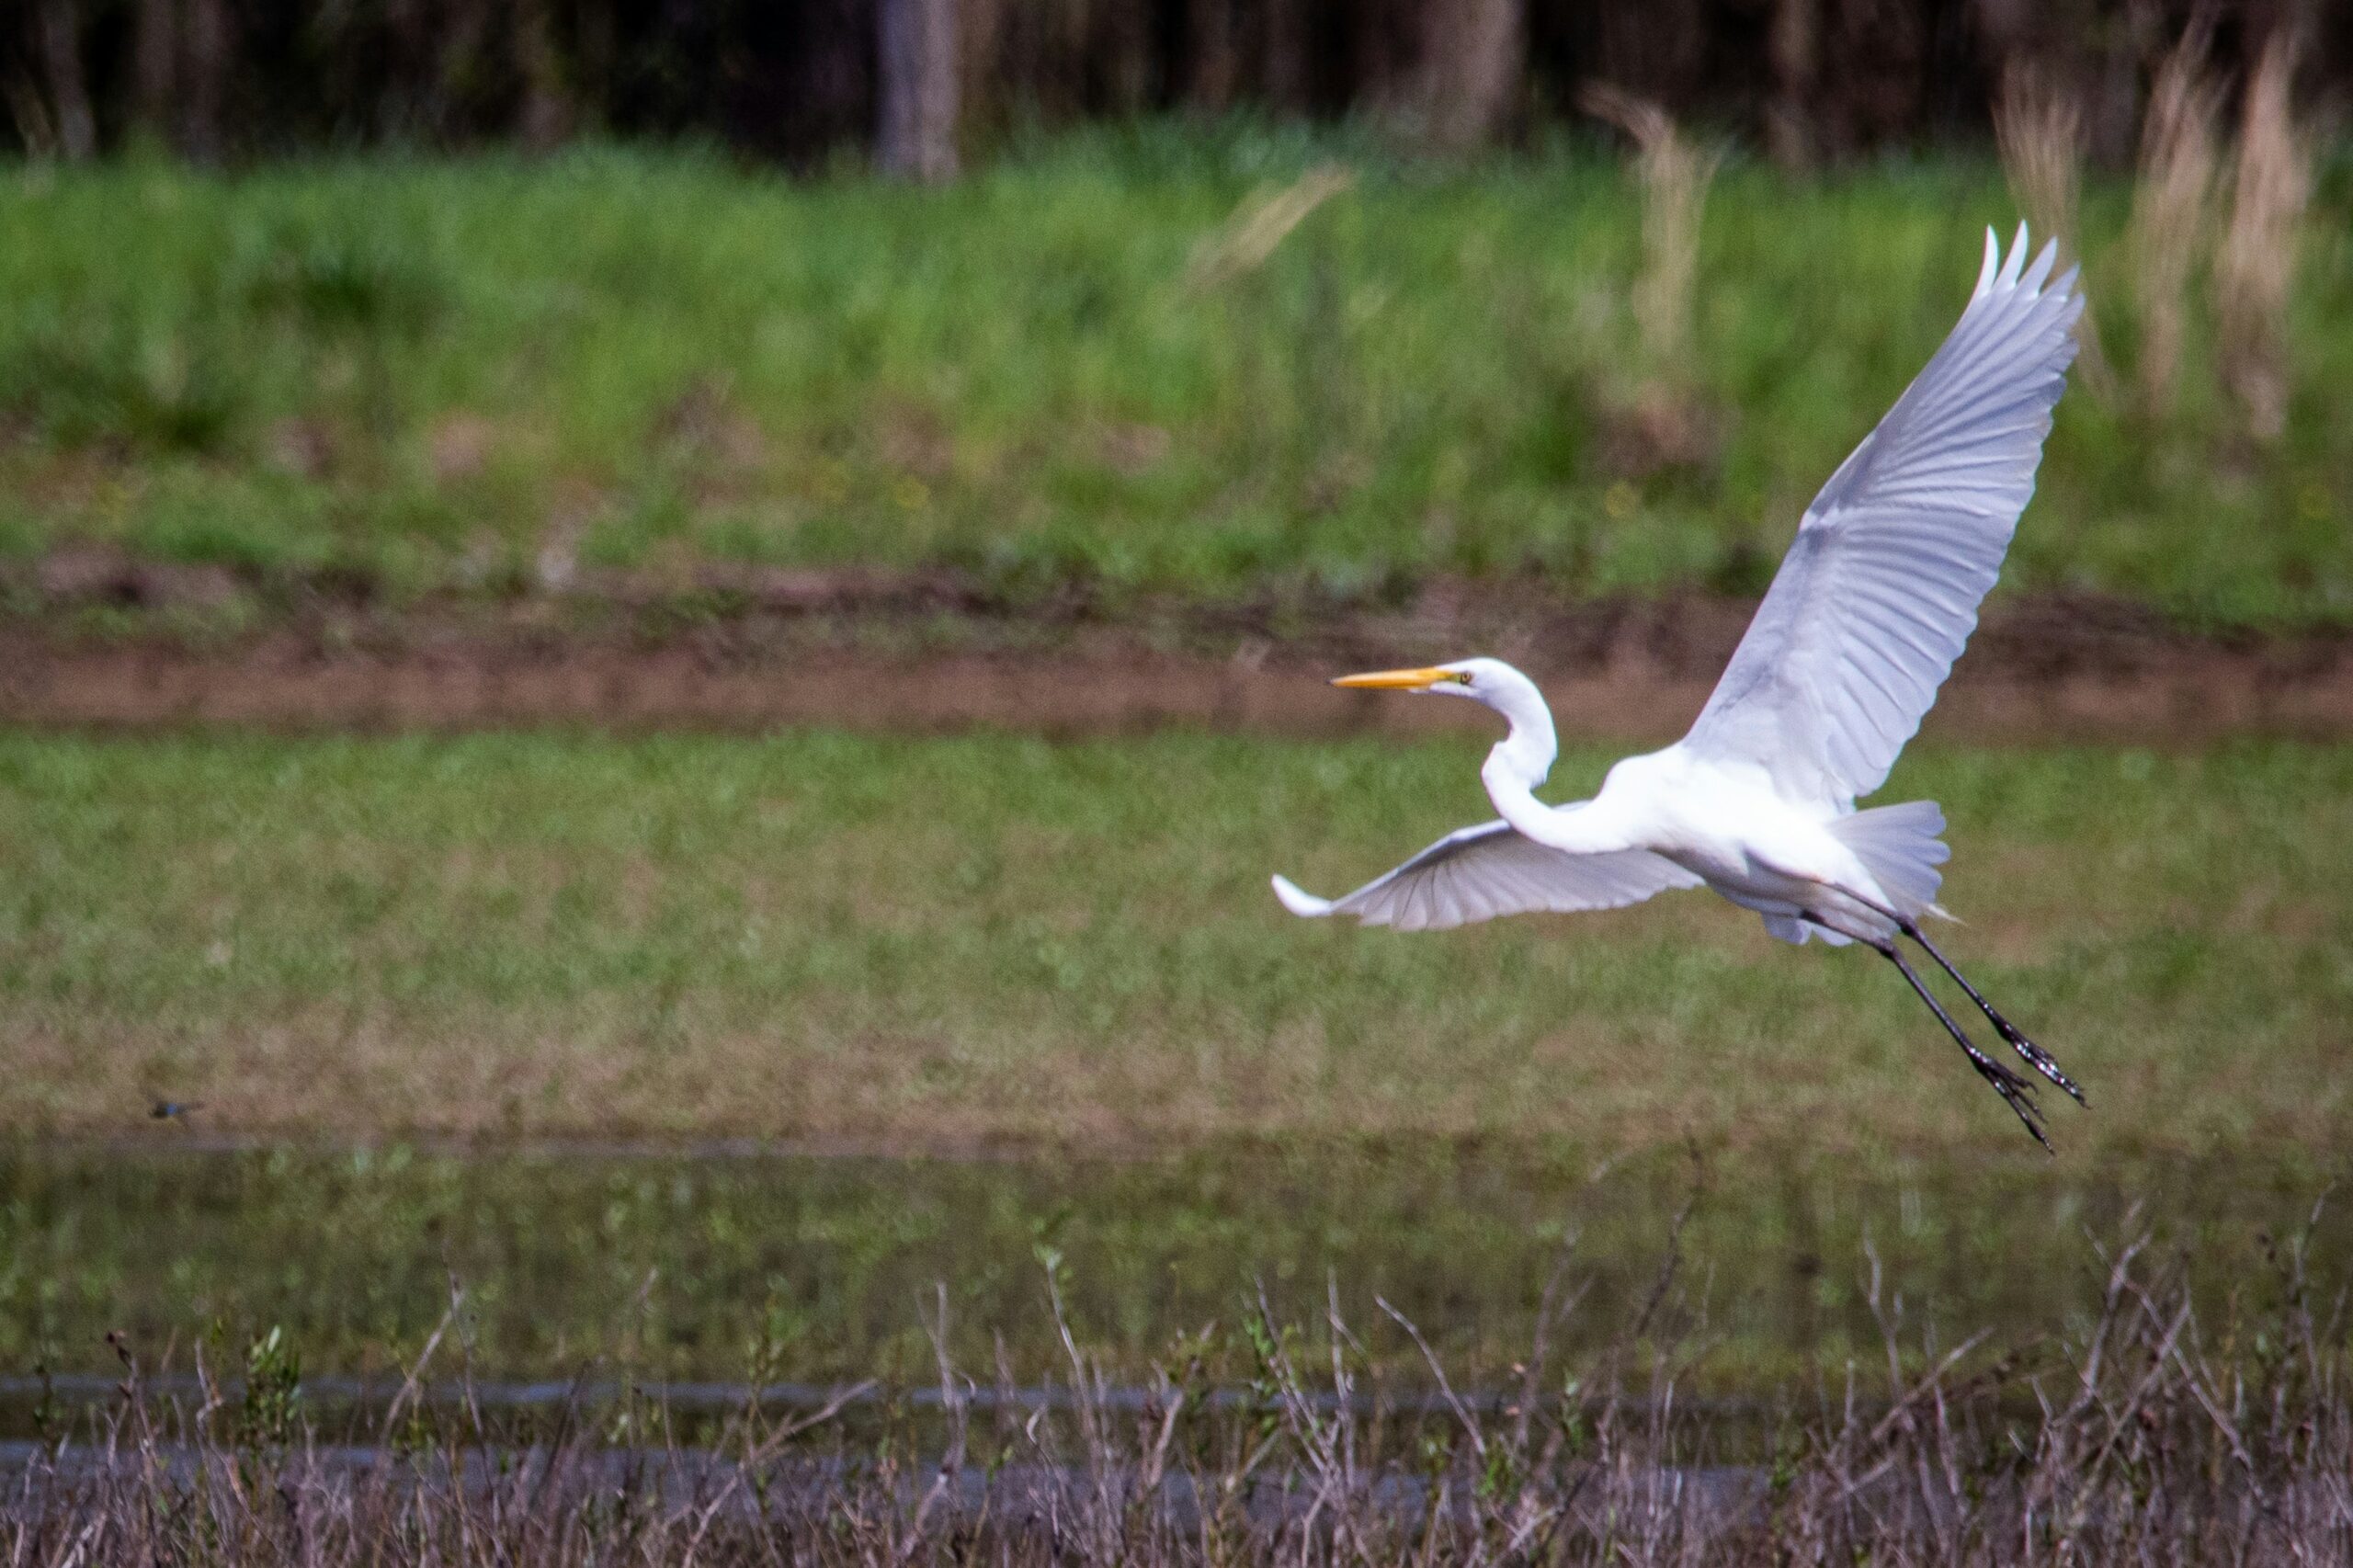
[[2, 1139, 2337, 1409]]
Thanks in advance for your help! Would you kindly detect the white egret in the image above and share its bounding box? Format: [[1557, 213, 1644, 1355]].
[[1273, 226, 2086, 1145]]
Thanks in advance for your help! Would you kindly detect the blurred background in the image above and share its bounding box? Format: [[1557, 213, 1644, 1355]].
[[5, 0, 2350, 168], [0, 0, 2348, 1439]]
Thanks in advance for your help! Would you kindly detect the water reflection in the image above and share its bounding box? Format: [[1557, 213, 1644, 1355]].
[[1, 1139, 2337, 1401]]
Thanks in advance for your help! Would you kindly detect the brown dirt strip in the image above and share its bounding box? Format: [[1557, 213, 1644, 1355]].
[[4, 563, 2350, 741]]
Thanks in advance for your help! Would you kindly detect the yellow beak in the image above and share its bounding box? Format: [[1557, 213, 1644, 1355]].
[[1332, 666, 1454, 691]]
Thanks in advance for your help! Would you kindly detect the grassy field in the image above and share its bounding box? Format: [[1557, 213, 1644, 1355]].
[[1, 728, 2346, 1159], [4, 729, 2346, 1392], [3, 131, 2350, 626]]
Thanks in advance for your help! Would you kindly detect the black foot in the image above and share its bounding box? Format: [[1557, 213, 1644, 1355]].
[[1984, 1010, 2086, 1108], [1892, 916, 2086, 1110], [1862, 927, 2052, 1153], [1959, 1031, 2050, 1152]]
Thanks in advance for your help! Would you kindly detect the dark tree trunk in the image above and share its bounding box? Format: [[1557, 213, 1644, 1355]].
[[1186, 0, 1233, 111], [35, 0, 97, 161], [957, 0, 1003, 140], [178, 0, 231, 161], [1096, 0, 1153, 113], [1767, 0, 1816, 166], [515, 0, 572, 150], [381, 0, 428, 138], [132, 0, 178, 147], [1419, 0, 1523, 150], [879, 0, 960, 180], [574, 0, 615, 134], [433, 0, 496, 142], [1259, 0, 1304, 110]]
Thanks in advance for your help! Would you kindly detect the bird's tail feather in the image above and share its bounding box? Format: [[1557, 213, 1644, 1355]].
[[1833, 801, 1952, 920]]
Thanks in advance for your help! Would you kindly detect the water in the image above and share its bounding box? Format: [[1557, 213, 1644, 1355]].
[[0, 1137, 2338, 1425]]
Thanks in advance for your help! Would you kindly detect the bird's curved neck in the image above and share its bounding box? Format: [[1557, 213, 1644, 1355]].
[[1477, 684, 1631, 856]]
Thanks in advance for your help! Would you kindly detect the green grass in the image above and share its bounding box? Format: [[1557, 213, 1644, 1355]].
[[1, 728, 2347, 1160], [3, 131, 2350, 623], [1, 725, 2346, 1389]]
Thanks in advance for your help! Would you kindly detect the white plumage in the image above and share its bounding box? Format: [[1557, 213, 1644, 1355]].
[[1272, 824, 1703, 932], [1272, 226, 2087, 1145], [1687, 228, 2084, 810]]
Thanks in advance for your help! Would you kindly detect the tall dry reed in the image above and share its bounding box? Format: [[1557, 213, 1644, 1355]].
[[4, 1219, 2348, 1563], [2217, 27, 2313, 443], [1996, 62, 2115, 402], [1995, 62, 2081, 260], [2130, 28, 2221, 418], [1583, 85, 1719, 381], [1186, 165, 1356, 290]]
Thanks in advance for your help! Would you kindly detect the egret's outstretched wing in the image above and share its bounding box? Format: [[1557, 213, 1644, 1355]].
[[1272, 822, 1701, 933], [1684, 225, 2085, 809]]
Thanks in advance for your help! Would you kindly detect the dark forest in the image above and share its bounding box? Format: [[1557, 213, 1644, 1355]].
[[6, 1, 2346, 170]]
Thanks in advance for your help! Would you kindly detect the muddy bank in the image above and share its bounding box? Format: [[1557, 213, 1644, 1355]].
[[5, 564, 2350, 739]]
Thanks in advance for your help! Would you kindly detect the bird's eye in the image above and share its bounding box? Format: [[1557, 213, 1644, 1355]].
[[1448, 671, 1474, 686]]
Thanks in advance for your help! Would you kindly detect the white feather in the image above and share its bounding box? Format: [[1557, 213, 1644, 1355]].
[[1681, 228, 2084, 810], [1273, 822, 1700, 934]]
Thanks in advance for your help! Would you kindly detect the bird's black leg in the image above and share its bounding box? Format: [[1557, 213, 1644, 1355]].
[[1836, 890, 2086, 1108], [1892, 916, 2085, 1107], [1834, 920, 2050, 1151]]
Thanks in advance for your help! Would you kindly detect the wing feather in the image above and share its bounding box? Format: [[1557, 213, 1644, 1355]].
[[1681, 225, 2084, 808], [1273, 822, 1701, 933]]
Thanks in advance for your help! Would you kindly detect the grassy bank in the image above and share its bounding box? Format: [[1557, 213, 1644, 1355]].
[[1, 728, 2346, 1157], [3, 132, 2350, 626]]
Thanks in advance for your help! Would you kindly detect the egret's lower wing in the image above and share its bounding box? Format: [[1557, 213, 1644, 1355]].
[[1273, 822, 1702, 933]]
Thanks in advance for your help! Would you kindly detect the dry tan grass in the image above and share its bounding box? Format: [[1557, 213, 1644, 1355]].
[[1184, 165, 1356, 290], [1995, 62, 2115, 402], [1582, 85, 1720, 381], [18, 959, 2346, 1162], [1995, 62, 2081, 258], [9, 1219, 2350, 1562], [2129, 28, 2222, 418], [2218, 27, 2313, 443]]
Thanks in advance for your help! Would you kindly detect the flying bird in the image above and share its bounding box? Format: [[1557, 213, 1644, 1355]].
[[1273, 226, 2086, 1146]]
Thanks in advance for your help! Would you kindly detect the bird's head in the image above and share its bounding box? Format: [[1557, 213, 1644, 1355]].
[[1333, 657, 1557, 788], [1331, 657, 1534, 709]]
